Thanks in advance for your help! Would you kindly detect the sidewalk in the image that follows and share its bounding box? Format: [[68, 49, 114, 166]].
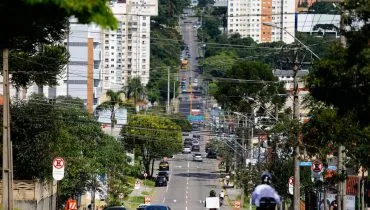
[[126, 180, 154, 209]]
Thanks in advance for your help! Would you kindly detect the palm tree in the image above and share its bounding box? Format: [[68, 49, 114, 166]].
[[97, 90, 126, 130], [123, 77, 146, 108]]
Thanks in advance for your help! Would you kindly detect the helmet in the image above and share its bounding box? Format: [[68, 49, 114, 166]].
[[261, 172, 272, 184]]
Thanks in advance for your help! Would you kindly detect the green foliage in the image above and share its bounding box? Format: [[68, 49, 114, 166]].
[[5, 95, 130, 203], [308, 2, 338, 14], [170, 113, 192, 131], [213, 60, 286, 113], [0, 0, 116, 49], [7, 44, 69, 89], [147, 24, 182, 103], [121, 114, 182, 176], [124, 77, 146, 106], [152, 0, 189, 26], [201, 51, 237, 77]]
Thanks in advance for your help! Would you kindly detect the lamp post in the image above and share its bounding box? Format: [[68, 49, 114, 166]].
[[262, 22, 321, 60]]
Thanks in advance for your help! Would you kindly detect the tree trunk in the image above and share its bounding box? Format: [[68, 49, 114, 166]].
[[15, 87, 19, 100], [151, 159, 155, 177], [91, 188, 96, 210]]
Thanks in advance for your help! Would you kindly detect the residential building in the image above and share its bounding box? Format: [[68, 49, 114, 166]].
[[101, 0, 158, 95], [273, 69, 310, 122], [227, 0, 295, 44]]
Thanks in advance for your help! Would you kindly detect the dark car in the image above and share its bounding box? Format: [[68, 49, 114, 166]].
[[158, 171, 169, 181], [192, 145, 200, 152], [155, 176, 168, 187], [206, 150, 217, 159], [105, 206, 127, 210], [144, 204, 172, 210], [184, 138, 192, 145], [193, 134, 201, 139], [159, 161, 169, 171]]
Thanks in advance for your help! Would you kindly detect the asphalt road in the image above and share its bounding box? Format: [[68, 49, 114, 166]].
[[179, 13, 204, 119], [151, 132, 223, 210]]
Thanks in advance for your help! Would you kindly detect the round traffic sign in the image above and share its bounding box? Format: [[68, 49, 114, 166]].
[[144, 173, 148, 178], [311, 160, 323, 172], [53, 157, 64, 169], [288, 176, 294, 185]]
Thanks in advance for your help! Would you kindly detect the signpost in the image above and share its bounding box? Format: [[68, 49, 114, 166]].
[[52, 157, 65, 181], [134, 180, 141, 190], [311, 160, 324, 182], [288, 177, 294, 195], [144, 173, 148, 187]]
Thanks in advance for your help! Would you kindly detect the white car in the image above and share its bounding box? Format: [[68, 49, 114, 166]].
[[183, 146, 191, 154], [193, 153, 203, 162]]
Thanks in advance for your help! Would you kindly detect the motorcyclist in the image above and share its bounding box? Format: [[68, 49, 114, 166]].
[[252, 172, 281, 210]]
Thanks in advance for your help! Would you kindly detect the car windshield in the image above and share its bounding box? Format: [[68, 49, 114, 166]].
[[194, 154, 201, 157], [158, 172, 167, 175], [105, 207, 127, 210], [145, 206, 168, 210]]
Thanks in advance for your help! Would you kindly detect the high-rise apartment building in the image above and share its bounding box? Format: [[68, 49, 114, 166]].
[[227, 0, 295, 44], [101, 0, 158, 93]]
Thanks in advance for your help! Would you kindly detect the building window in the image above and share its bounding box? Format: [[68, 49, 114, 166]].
[[111, 64, 114, 67], [142, 22, 146, 26], [111, 71, 114, 73], [142, 59, 146, 62], [105, 76, 109, 80], [111, 58, 114, 61], [142, 71, 146, 75], [105, 46, 109, 49], [105, 34, 109, 37], [142, 65, 146, 69], [111, 46, 114, 49], [105, 58, 109, 62]]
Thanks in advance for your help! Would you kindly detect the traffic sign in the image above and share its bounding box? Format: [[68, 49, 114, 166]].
[[299, 161, 312, 167], [144, 173, 148, 178], [288, 177, 294, 195], [52, 157, 65, 181], [233, 200, 241, 209], [311, 160, 324, 173], [144, 196, 151, 204], [135, 180, 141, 190]]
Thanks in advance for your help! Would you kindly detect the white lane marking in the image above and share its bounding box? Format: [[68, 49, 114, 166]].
[[162, 197, 166, 203], [186, 207, 187, 210]]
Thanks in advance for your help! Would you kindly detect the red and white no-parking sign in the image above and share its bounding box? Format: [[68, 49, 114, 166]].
[[311, 160, 324, 173], [52, 157, 65, 181]]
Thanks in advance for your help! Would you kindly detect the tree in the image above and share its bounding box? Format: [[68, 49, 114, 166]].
[[7, 95, 130, 205], [213, 60, 286, 113], [97, 90, 128, 129], [308, 2, 338, 14], [201, 51, 237, 77], [306, 1, 370, 127], [124, 77, 146, 108], [121, 115, 182, 176]]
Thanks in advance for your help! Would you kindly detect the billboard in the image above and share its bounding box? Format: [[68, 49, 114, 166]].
[[187, 115, 204, 123]]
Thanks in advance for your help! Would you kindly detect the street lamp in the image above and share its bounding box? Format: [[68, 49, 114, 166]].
[[262, 22, 321, 59]]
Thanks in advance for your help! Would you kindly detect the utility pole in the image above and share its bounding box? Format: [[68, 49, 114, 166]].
[[337, 4, 346, 210], [292, 48, 301, 210], [2, 48, 13, 209], [66, 26, 70, 96], [172, 73, 176, 113], [167, 66, 170, 114]]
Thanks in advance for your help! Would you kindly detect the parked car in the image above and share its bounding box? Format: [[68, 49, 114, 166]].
[[206, 150, 217, 159], [193, 153, 203, 162], [192, 140, 200, 146], [159, 161, 169, 171], [193, 134, 201, 139], [184, 138, 192, 145], [158, 171, 169, 181], [105, 206, 127, 210], [144, 205, 172, 210], [192, 145, 200, 152], [182, 146, 191, 154], [155, 176, 168, 187], [137, 204, 148, 210]]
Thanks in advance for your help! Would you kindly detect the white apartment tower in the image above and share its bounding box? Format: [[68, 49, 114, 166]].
[[227, 0, 295, 44], [102, 0, 158, 93]]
